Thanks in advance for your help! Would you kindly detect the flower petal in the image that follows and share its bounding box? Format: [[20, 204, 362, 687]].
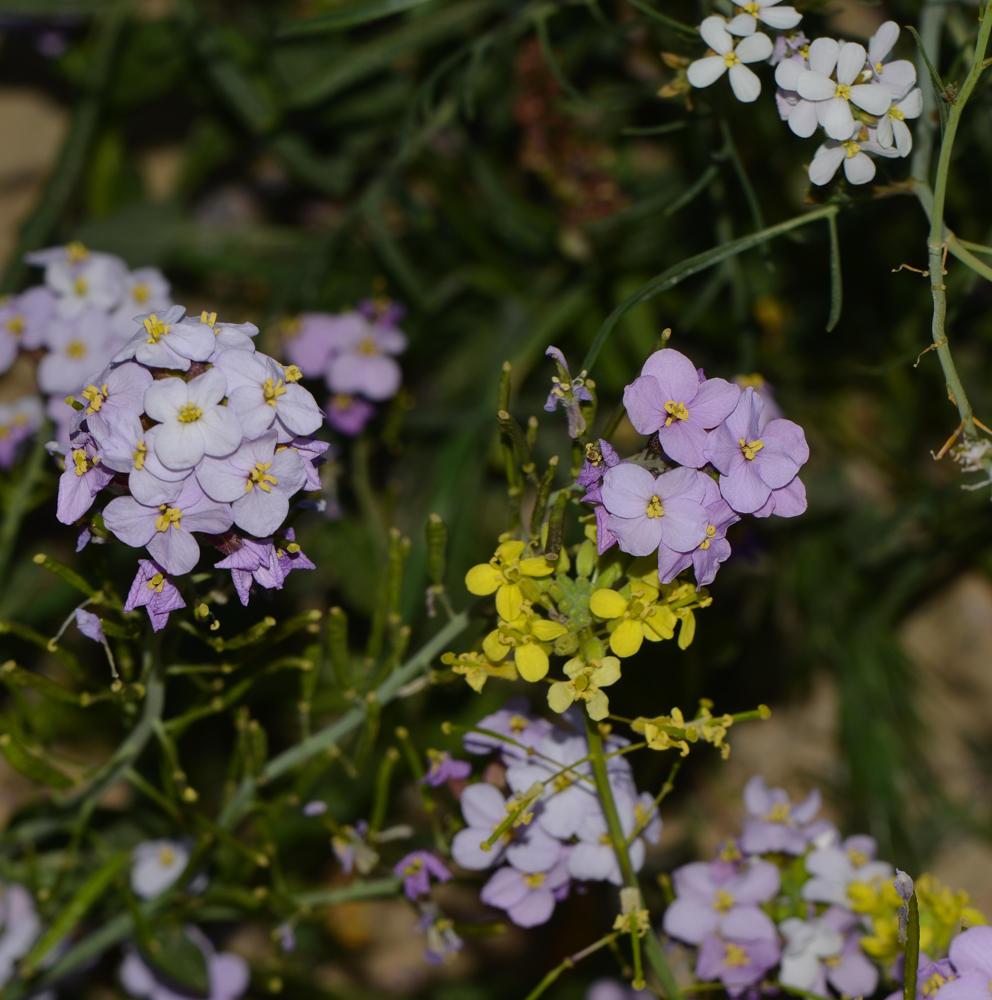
[[836, 42, 866, 86], [849, 83, 891, 115], [818, 98, 855, 141], [843, 151, 876, 185], [808, 37, 839, 77], [735, 32, 773, 64], [728, 62, 762, 103], [687, 56, 728, 90], [699, 16, 733, 55]]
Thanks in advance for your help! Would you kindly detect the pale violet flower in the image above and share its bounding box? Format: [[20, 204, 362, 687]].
[[196, 430, 307, 538], [214, 349, 323, 443], [480, 853, 571, 927], [726, 0, 801, 37], [143, 368, 242, 470], [802, 836, 893, 907], [124, 559, 186, 632], [56, 434, 114, 524], [0, 396, 44, 470], [779, 909, 878, 998], [131, 840, 189, 899], [808, 127, 899, 186], [0, 882, 42, 988], [99, 417, 188, 506], [687, 18, 773, 104], [37, 308, 116, 396], [0, 286, 56, 372], [188, 310, 259, 360], [794, 39, 892, 140], [868, 21, 918, 99], [875, 87, 922, 157], [113, 305, 215, 372], [26, 243, 127, 319], [111, 267, 171, 341], [568, 789, 646, 887]]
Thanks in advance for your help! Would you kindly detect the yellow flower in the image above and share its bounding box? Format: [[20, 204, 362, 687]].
[[482, 604, 569, 683], [465, 540, 554, 621], [589, 581, 676, 657], [632, 702, 734, 758], [547, 654, 621, 721], [441, 651, 519, 692]]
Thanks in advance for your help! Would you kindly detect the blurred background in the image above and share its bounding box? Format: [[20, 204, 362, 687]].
[[1, 0, 992, 996]]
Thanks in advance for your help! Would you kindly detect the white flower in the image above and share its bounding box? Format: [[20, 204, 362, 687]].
[[801, 843, 892, 906], [188, 310, 259, 361], [36, 308, 116, 395], [726, 0, 801, 37], [794, 38, 891, 140], [867, 21, 918, 99], [111, 268, 172, 341], [874, 87, 922, 156], [143, 368, 242, 470], [808, 125, 899, 186], [0, 882, 41, 987], [26, 242, 127, 319], [687, 17, 773, 104], [113, 305, 215, 372], [99, 416, 188, 505], [131, 839, 189, 899], [779, 916, 843, 992]]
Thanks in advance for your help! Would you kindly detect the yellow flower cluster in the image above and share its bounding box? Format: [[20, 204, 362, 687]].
[[631, 701, 736, 758]]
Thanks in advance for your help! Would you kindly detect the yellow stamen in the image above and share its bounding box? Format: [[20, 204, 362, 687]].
[[177, 402, 202, 423], [158, 847, 175, 866], [283, 365, 303, 383], [147, 573, 166, 593], [246, 462, 279, 493], [524, 872, 546, 888], [72, 448, 90, 477], [263, 378, 287, 406], [874, 61, 884, 74], [403, 858, 425, 876], [509, 714, 529, 734], [73, 277, 87, 297], [143, 314, 170, 343], [357, 336, 380, 355], [133, 440, 147, 470], [842, 140, 861, 158], [664, 400, 689, 425], [713, 889, 735, 913], [66, 241, 89, 263], [66, 339, 88, 360], [132, 283, 150, 306], [835, 83, 851, 100], [82, 383, 109, 414], [155, 506, 183, 531], [5, 315, 24, 336], [921, 973, 949, 997], [848, 849, 869, 868], [724, 51, 740, 67], [743, 1, 761, 12], [890, 107, 905, 121], [739, 437, 764, 461], [200, 310, 218, 327], [645, 495, 665, 519], [724, 943, 750, 967], [763, 802, 791, 822], [700, 524, 717, 550]]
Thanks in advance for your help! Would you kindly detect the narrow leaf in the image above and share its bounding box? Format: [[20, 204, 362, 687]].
[[826, 211, 843, 332], [622, 0, 696, 34], [663, 163, 719, 217], [278, 0, 436, 35], [31, 553, 98, 599], [0, 660, 81, 705], [0, 733, 74, 789]]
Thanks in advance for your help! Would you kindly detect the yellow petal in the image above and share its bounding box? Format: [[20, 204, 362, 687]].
[[465, 669, 487, 693], [677, 610, 696, 650], [643, 605, 676, 641], [609, 620, 643, 658], [465, 563, 501, 596], [562, 655, 585, 679], [590, 589, 628, 619], [496, 540, 526, 562], [586, 689, 610, 720], [519, 556, 554, 578], [495, 583, 523, 622], [483, 630, 511, 663], [631, 580, 659, 604], [591, 656, 621, 687], [515, 642, 549, 682], [547, 681, 575, 714], [531, 619, 568, 641]]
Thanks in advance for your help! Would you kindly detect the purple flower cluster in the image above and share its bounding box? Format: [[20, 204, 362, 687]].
[[284, 299, 407, 437], [893, 927, 992, 1000], [579, 347, 808, 589], [0, 397, 44, 470], [454, 700, 661, 928], [48, 295, 328, 630]]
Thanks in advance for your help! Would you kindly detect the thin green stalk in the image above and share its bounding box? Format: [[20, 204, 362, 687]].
[[925, 5, 992, 435], [904, 892, 921, 1000], [0, 428, 49, 601], [523, 931, 622, 1000]]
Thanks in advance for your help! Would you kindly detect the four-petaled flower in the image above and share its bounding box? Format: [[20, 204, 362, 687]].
[[589, 581, 676, 657], [686, 17, 774, 104], [547, 653, 621, 721], [394, 850, 452, 900], [465, 541, 555, 622], [124, 559, 187, 632]]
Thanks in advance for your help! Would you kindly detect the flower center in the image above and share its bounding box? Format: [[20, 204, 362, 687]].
[[404, 858, 425, 876], [664, 400, 689, 424], [700, 524, 717, 550], [874, 61, 884, 74], [66, 339, 88, 360], [713, 889, 736, 913], [890, 107, 905, 121], [524, 872, 546, 889], [246, 462, 279, 493], [843, 140, 861, 158], [82, 383, 109, 414], [177, 402, 202, 423], [332, 394, 353, 409], [155, 506, 183, 531], [159, 847, 175, 866], [645, 494, 665, 518], [573, 674, 591, 692], [553, 773, 573, 792], [133, 441, 147, 470], [743, 1, 761, 12], [848, 849, 869, 867], [763, 802, 791, 822], [724, 943, 749, 967], [132, 283, 150, 305], [73, 277, 88, 297], [835, 83, 851, 100], [357, 335, 381, 356], [739, 438, 764, 461], [509, 714, 529, 734], [283, 365, 303, 383], [72, 448, 94, 477], [5, 315, 24, 336], [922, 974, 950, 997], [724, 51, 740, 67], [66, 241, 89, 263], [200, 310, 218, 327], [144, 314, 170, 343], [147, 573, 166, 593], [263, 377, 287, 406]]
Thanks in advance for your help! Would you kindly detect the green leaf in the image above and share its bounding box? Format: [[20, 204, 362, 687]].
[[621, 0, 695, 34], [581, 204, 840, 374], [22, 852, 129, 974], [139, 922, 210, 999], [0, 660, 81, 705], [827, 211, 843, 332], [0, 732, 73, 789], [278, 0, 438, 35], [906, 25, 948, 133], [31, 553, 98, 599]]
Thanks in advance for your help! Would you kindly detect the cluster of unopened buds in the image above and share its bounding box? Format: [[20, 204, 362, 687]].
[[675, 4, 922, 187]]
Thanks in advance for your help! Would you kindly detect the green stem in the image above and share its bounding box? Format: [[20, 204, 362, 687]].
[[904, 893, 921, 1000], [0, 427, 49, 602], [925, 5, 992, 435], [523, 931, 622, 1000]]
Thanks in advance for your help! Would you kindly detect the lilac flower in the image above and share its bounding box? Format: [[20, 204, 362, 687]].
[[215, 349, 323, 443], [421, 750, 471, 787], [80, 361, 153, 440], [131, 840, 189, 900], [462, 698, 554, 762], [46, 394, 84, 448], [0, 396, 43, 469], [420, 904, 463, 965], [110, 267, 171, 341], [358, 297, 405, 325], [663, 858, 780, 945], [740, 775, 823, 855], [802, 837, 893, 906], [568, 789, 645, 886], [26, 243, 127, 319], [37, 309, 116, 395], [326, 394, 375, 435], [56, 435, 114, 524], [544, 346, 594, 438], [450, 781, 562, 872], [285, 312, 366, 376], [623, 350, 740, 468], [733, 375, 783, 429], [100, 418, 188, 506], [284, 436, 331, 490], [696, 933, 781, 997], [325, 314, 406, 401], [658, 472, 739, 588], [875, 88, 923, 157], [302, 800, 328, 817], [778, 907, 878, 998], [480, 853, 571, 927], [214, 530, 314, 606], [705, 388, 809, 516], [103, 476, 234, 575], [868, 21, 918, 100], [928, 927, 992, 1000], [0, 286, 56, 371], [394, 851, 452, 900], [143, 369, 242, 470], [896, 958, 957, 1000], [124, 559, 186, 632], [207, 319, 259, 357], [277, 924, 296, 953], [196, 431, 307, 538], [0, 882, 41, 987], [600, 463, 709, 558], [577, 438, 620, 488], [773, 40, 817, 137], [120, 927, 249, 1000], [75, 608, 106, 644], [112, 305, 215, 371], [751, 475, 807, 518]]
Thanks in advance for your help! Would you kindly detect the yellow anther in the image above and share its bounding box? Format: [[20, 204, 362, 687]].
[[5, 315, 24, 336], [155, 506, 183, 532], [286, 542, 300, 553], [848, 849, 869, 868], [66, 241, 89, 263], [713, 889, 736, 913], [72, 448, 90, 477], [922, 973, 948, 997], [743, 1, 761, 13], [403, 857, 425, 876], [509, 714, 529, 734], [724, 51, 740, 67], [645, 495, 665, 519], [159, 847, 175, 866], [200, 310, 218, 326], [739, 437, 764, 460], [874, 61, 884, 74], [133, 283, 150, 306], [665, 400, 689, 424], [764, 801, 791, 822], [724, 943, 750, 967], [263, 378, 287, 406], [890, 107, 905, 121], [177, 402, 202, 423], [147, 573, 166, 593], [82, 383, 109, 414], [66, 339, 88, 359], [246, 462, 279, 493], [133, 440, 147, 470], [842, 140, 861, 158], [357, 336, 380, 355], [835, 83, 851, 100], [143, 314, 170, 343], [524, 872, 546, 889], [73, 277, 87, 297], [283, 365, 303, 383]]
